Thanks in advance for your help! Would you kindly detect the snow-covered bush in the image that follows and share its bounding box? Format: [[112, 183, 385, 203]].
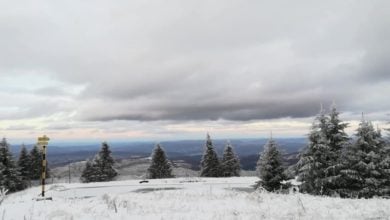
[[0, 188, 8, 205]]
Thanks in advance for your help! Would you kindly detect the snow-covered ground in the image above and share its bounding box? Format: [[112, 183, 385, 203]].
[[2, 177, 390, 220]]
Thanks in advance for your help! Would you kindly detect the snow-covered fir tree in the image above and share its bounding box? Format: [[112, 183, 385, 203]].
[[0, 138, 26, 192], [29, 145, 42, 180], [297, 109, 331, 195], [339, 118, 386, 198], [221, 141, 240, 177], [147, 144, 174, 179], [0, 162, 4, 188], [17, 145, 31, 185], [97, 142, 117, 181], [80, 142, 117, 183], [200, 134, 221, 177], [326, 105, 349, 155], [381, 128, 390, 196], [80, 159, 100, 183], [256, 137, 285, 191], [376, 128, 390, 196], [323, 105, 349, 195]]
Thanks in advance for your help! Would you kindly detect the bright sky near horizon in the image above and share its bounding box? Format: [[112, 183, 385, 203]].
[[0, 0, 389, 142]]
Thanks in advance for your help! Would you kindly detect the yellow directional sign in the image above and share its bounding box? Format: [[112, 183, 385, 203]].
[[37, 135, 50, 146], [38, 135, 50, 142]]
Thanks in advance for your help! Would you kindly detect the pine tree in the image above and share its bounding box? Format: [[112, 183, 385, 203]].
[[17, 145, 31, 185], [147, 144, 174, 179], [0, 138, 26, 192], [0, 162, 4, 188], [297, 109, 331, 195], [381, 128, 390, 196], [80, 159, 100, 183], [30, 145, 51, 180], [80, 142, 117, 183], [375, 128, 390, 196], [200, 134, 221, 177], [323, 105, 349, 195], [339, 119, 385, 198], [97, 142, 117, 181], [221, 141, 240, 177], [29, 145, 42, 180], [256, 138, 285, 191], [326, 105, 349, 155]]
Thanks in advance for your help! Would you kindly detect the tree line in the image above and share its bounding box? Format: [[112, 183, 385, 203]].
[[0, 139, 50, 192], [79, 131, 285, 194], [2, 104, 389, 199], [252, 105, 390, 198], [80, 134, 242, 182], [296, 105, 390, 198]]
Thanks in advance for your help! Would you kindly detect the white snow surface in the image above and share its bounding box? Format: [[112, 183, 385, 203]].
[[2, 177, 390, 220]]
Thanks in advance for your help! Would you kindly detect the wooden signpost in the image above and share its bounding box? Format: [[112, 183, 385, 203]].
[[37, 135, 50, 199]]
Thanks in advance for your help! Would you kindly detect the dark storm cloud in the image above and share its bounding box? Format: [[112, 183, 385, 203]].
[[0, 0, 389, 122], [79, 94, 339, 121]]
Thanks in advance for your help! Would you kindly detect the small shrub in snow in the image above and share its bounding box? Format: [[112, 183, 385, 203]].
[[0, 188, 8, 205]]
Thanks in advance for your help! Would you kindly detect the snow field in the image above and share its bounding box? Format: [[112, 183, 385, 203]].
[[1, 177, 390, 220]]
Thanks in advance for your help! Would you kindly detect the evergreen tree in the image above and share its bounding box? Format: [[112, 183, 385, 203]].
[[375, 128, 390, 196], [147, 144, 174, 179], [326, 105, 349, 155], [200, 134, 221, 177], [80, 159, 101, 183], [97, 142, 117, 181], [17, 145, 31, 185], [323, 105, 349, 195], [0, 138, 26, 192], [0, 162, 4, 188], [339, 119, 385, 198], [221, 141, 240, 177], [30, 145, 51, 180], [29, 145, 42, 180], [297, 109, 331, 195], [256, 138, 286, 191], [381, 128, 390, 196], [80, 142, 117, 183]]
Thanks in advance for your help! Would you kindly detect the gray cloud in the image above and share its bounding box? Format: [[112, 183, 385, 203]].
[[0, 0, 389, 123], [5, 124, 36, 131]]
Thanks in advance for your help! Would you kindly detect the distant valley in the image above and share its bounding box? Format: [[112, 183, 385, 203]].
[[10, 138, 307, 170]]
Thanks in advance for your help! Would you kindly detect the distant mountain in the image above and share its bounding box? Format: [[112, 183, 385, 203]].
[[8, 138, 307, 170]]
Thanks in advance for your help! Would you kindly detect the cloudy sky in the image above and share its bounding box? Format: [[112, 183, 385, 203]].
[[0, 0, 389, 142]]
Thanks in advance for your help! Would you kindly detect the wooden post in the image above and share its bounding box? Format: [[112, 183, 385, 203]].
[[41, 144, 46, 197], [37, 135, 50, 198]]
